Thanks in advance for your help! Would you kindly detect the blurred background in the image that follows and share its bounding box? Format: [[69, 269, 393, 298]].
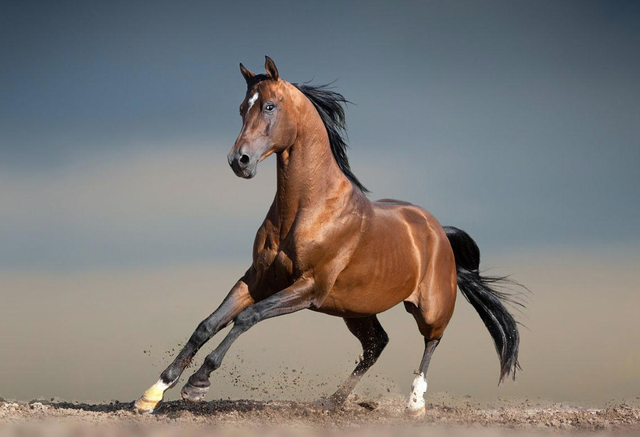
[[0, 0, 638, 404]]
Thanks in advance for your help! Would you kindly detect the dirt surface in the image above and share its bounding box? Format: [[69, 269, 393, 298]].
[[1, 396, 639, 436]]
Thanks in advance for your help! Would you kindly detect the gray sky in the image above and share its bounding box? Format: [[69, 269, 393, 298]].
[[1, 0, 639, 271], [1, 0, 639, 404]]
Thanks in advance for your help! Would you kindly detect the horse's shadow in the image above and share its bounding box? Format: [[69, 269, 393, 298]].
[[49, 399, 378, 418]]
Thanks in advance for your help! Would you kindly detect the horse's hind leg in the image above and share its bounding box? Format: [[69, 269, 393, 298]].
[[403, 296, 452, 416], [134, 275, 254, 412], [321, 315, 388, 408], [407, 333, 440, 415]]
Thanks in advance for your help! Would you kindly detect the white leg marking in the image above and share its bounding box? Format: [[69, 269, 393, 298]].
[[406, 372, 427, 413], [153, 379, 171, 392], [247, 92, 259, 113], [144, 379, 170, 401]]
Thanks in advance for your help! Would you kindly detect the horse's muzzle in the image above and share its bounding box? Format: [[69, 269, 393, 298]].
[[228, 150, 257, 179]]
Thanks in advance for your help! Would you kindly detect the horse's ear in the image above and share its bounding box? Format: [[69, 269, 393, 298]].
[[264, 56, 279, 80], [239, 63, 256, 83]]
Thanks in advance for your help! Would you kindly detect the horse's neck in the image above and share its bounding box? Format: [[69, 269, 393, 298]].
[[275, 120, 351, 234]]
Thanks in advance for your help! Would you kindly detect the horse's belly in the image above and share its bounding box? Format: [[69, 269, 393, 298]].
[[315, 282, 415, 317], [317, 219, 424, 317]]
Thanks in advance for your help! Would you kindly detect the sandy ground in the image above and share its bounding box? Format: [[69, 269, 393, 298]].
[[1, 396, 639, 436]]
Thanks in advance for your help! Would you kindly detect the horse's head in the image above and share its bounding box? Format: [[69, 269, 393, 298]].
[[228, 56, 299, 179]]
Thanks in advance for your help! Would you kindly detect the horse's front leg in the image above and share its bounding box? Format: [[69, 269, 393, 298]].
[[180, 277, 316, 402], [134, 271, 255, 412]]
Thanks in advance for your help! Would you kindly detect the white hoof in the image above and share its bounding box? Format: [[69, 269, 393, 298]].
[[134, 396, 161, 413], [405, 372, 427, 417], [134, 379, 171, 413], [406, 404, 426, 417]]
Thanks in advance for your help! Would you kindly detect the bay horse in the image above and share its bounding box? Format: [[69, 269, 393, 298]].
[[135, 56, 521, 415]]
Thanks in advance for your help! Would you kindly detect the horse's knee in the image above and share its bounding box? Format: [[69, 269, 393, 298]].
[[191, 320, 214, 344], [234, 306, 261, 330]]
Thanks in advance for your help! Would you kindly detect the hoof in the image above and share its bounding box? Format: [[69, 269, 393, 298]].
[[134, 396, 162, 413], [405, 372, 427, 418], [405, 404, 426, 418], [134, 379, 172, 413], [181, 382, 210, 403], [313, 395, 344, 411]]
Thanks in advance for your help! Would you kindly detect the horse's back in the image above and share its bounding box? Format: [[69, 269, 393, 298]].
[[373, 199, 448, 242]]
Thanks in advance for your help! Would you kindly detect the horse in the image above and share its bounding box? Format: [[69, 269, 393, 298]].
[[134, 56, 522, 416]]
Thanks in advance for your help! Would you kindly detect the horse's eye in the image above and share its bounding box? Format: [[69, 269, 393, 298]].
[[265, 103, 275, 112]]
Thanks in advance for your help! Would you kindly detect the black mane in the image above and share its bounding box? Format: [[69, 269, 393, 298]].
[[245, 76, 368, 194], [292, 83, 369, 194]]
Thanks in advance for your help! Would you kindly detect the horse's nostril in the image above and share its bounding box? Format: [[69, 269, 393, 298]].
[[239, 154, 250, 165]]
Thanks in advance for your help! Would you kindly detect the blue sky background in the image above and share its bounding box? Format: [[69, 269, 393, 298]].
[[1, 0, 639, 272]]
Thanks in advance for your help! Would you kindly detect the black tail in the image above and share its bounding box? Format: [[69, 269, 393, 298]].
[[444, 226, 522, 383]]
